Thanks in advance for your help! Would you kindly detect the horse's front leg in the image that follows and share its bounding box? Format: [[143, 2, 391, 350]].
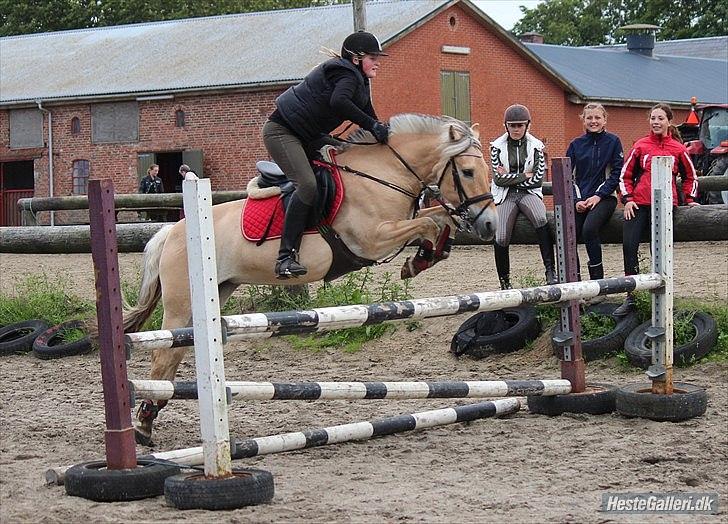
[[398, 208, 457, 279]]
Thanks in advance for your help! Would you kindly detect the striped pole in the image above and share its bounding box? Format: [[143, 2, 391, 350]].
[[46, 398, 520, 485], [129, 379, 571, 401], [233, 398, 520, 458], [125, 274, 663, 353]]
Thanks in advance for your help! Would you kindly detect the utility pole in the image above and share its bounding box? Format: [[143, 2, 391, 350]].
[[353, 0, 366, 31]]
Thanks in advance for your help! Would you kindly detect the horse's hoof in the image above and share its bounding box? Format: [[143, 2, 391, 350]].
[[134, 427, 155, 447]]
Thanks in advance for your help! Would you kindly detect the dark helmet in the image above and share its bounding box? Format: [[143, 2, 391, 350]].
[[504, 104, 531, 123], [341, 31, 389, 60]]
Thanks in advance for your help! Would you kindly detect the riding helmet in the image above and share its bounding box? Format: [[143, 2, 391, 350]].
[[504, 104, 531, 123], [341, 31, 389, 60]]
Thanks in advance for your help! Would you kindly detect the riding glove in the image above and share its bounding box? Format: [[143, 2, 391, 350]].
[[370, 121, 389, 144]]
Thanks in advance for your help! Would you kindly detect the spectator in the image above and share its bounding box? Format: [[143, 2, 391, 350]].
[[490, 104, 557, 290], [138, 164, 166, 222], [566, 102, 623, 282], [614, 103, 699, 315]]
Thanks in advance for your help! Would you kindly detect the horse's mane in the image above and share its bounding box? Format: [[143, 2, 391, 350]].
[[340, 114, 477, 155]]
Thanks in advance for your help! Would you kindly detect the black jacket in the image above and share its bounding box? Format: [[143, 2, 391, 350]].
[[272, 58, 378, 144], [139, 175, 164, 194]]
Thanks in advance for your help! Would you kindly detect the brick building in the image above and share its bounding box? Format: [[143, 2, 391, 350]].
[[1, 0, 725, 225]]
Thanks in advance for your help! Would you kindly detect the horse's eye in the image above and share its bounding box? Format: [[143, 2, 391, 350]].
[[462, 169, 475, 178]]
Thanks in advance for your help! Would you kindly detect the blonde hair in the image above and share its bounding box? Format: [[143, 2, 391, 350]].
[[580, 103, 608, 120], [147, 164, 159, 175]]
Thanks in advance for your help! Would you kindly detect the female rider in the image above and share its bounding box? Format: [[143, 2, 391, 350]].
[[262, 31, 390, 279], [490, 104, 557, 290]]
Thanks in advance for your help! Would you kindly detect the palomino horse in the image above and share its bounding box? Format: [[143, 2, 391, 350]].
[[125, 113, 497, 444]]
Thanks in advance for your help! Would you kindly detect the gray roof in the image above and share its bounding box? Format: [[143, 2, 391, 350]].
[[590, 36, 728, 60], [0, 0, 450, 104], [526, 43, 728, 105]]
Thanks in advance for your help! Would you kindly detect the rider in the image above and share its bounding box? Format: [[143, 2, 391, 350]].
[[262, 31, 390, 279], [490, 104, 557, 290]]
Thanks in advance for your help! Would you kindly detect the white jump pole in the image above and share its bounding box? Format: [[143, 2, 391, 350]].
[[648, 157, 674, 394], [182, 176, 233, 478]]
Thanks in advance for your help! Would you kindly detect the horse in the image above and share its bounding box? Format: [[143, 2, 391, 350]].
[[124, 113, 497, 444]]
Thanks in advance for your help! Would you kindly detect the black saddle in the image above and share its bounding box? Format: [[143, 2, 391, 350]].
[[255, 160, 337, 228]]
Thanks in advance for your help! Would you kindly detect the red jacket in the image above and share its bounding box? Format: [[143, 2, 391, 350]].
[[619, 133, 697, 206]]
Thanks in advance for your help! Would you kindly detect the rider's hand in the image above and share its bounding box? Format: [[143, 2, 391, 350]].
[[371, 121, 389, 144]]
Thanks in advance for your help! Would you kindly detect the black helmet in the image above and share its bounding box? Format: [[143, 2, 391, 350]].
[[341, 31, 389, 60], [504, 104, 531, 123]]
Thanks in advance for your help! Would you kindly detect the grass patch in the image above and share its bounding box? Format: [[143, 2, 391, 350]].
[[0, 274, 94, 326], [230, 269, 416, 352]]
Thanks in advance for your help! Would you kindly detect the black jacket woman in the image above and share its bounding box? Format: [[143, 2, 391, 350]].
[[262, 31, 390, 278]]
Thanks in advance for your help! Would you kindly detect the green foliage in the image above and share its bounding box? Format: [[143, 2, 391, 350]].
[[0, 274, 94, 326], [235, 269, 416, 352], [581, 310, 616, 339], [513, 0, 728, 45], [0, 0, 348, 37]]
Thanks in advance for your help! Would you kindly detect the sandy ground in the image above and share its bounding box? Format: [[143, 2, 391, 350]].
[[0, 242, 727, 523]]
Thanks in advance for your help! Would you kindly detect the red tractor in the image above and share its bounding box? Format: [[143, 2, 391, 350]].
[[679, 97, 728, 203]]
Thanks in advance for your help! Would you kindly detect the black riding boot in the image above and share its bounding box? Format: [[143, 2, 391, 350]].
[[536, 225, 558, 285], [588, 262, 604, 281], [275, 194, 312, 279], [493, 243, 512, 290]]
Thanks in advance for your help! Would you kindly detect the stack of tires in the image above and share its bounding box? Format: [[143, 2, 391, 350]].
[[0, 320, 92, 359]]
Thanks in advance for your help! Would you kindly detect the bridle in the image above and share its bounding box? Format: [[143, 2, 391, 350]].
[[323, 136, 494, 234]]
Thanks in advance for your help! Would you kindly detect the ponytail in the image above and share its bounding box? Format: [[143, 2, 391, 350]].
[[669, 124, 683, 143]]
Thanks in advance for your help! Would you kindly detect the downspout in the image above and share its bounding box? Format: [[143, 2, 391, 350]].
[[36, 100, 54, 226]]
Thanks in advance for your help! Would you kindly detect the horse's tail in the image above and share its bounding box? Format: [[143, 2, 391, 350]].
[[122, 224, 174, 334]]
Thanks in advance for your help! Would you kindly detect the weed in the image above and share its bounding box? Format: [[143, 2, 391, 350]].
[[0, 274, 94, 326]]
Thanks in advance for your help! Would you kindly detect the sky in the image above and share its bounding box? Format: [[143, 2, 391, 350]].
[[472, 0, 543, 31]]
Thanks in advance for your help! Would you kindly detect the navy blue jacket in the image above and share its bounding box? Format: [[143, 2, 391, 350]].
[[566, 130, 623, 201]]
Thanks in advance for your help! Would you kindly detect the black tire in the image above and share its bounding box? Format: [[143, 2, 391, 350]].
[[616, 382, 708, 422], [65, 459, 181, 501], [164, 468, 274, 510], [451, 306, 541, 358], [551, 302, 641, 361], [624, 311, 718, 369], [32, 320, 93, 359], [0, 320, 50, 355], [527, 382, 617, 416]]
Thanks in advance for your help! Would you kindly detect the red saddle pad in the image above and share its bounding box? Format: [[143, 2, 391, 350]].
[[241, 161, 344, 242]]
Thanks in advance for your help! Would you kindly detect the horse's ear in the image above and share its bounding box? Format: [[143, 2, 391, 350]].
[[470, 123, 480, 140], [449, 125, 463, 141]]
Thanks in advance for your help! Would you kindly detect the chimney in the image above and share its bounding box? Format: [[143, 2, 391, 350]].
[[619, 24, 660, 57], [519, 32, 544, 44]]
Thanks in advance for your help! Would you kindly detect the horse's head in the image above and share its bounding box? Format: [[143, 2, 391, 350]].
[[387, 115, 497, 241]]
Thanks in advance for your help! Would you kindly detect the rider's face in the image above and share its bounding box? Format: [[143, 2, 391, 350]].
[[506, 122, 527, 140], [356, 54, 381, 79]]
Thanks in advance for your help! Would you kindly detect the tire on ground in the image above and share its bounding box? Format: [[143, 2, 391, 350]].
[[32, 319, 93, 359], [164, 468, 274, 510], [0, 320, 50, 355], [527, 382, 617, 416], [451, 306, 541, 358], [551, 301, 641, 361], [624, 311, 718, 369], [65, 459, 181, 501], [616, 382, 708, 422]]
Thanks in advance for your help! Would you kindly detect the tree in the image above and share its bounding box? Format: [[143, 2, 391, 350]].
[[0, 0, 346, 37], [512, 0, 728, 46]]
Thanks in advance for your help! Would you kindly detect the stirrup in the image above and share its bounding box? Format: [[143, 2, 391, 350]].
[[275, 258, 307, 279]]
